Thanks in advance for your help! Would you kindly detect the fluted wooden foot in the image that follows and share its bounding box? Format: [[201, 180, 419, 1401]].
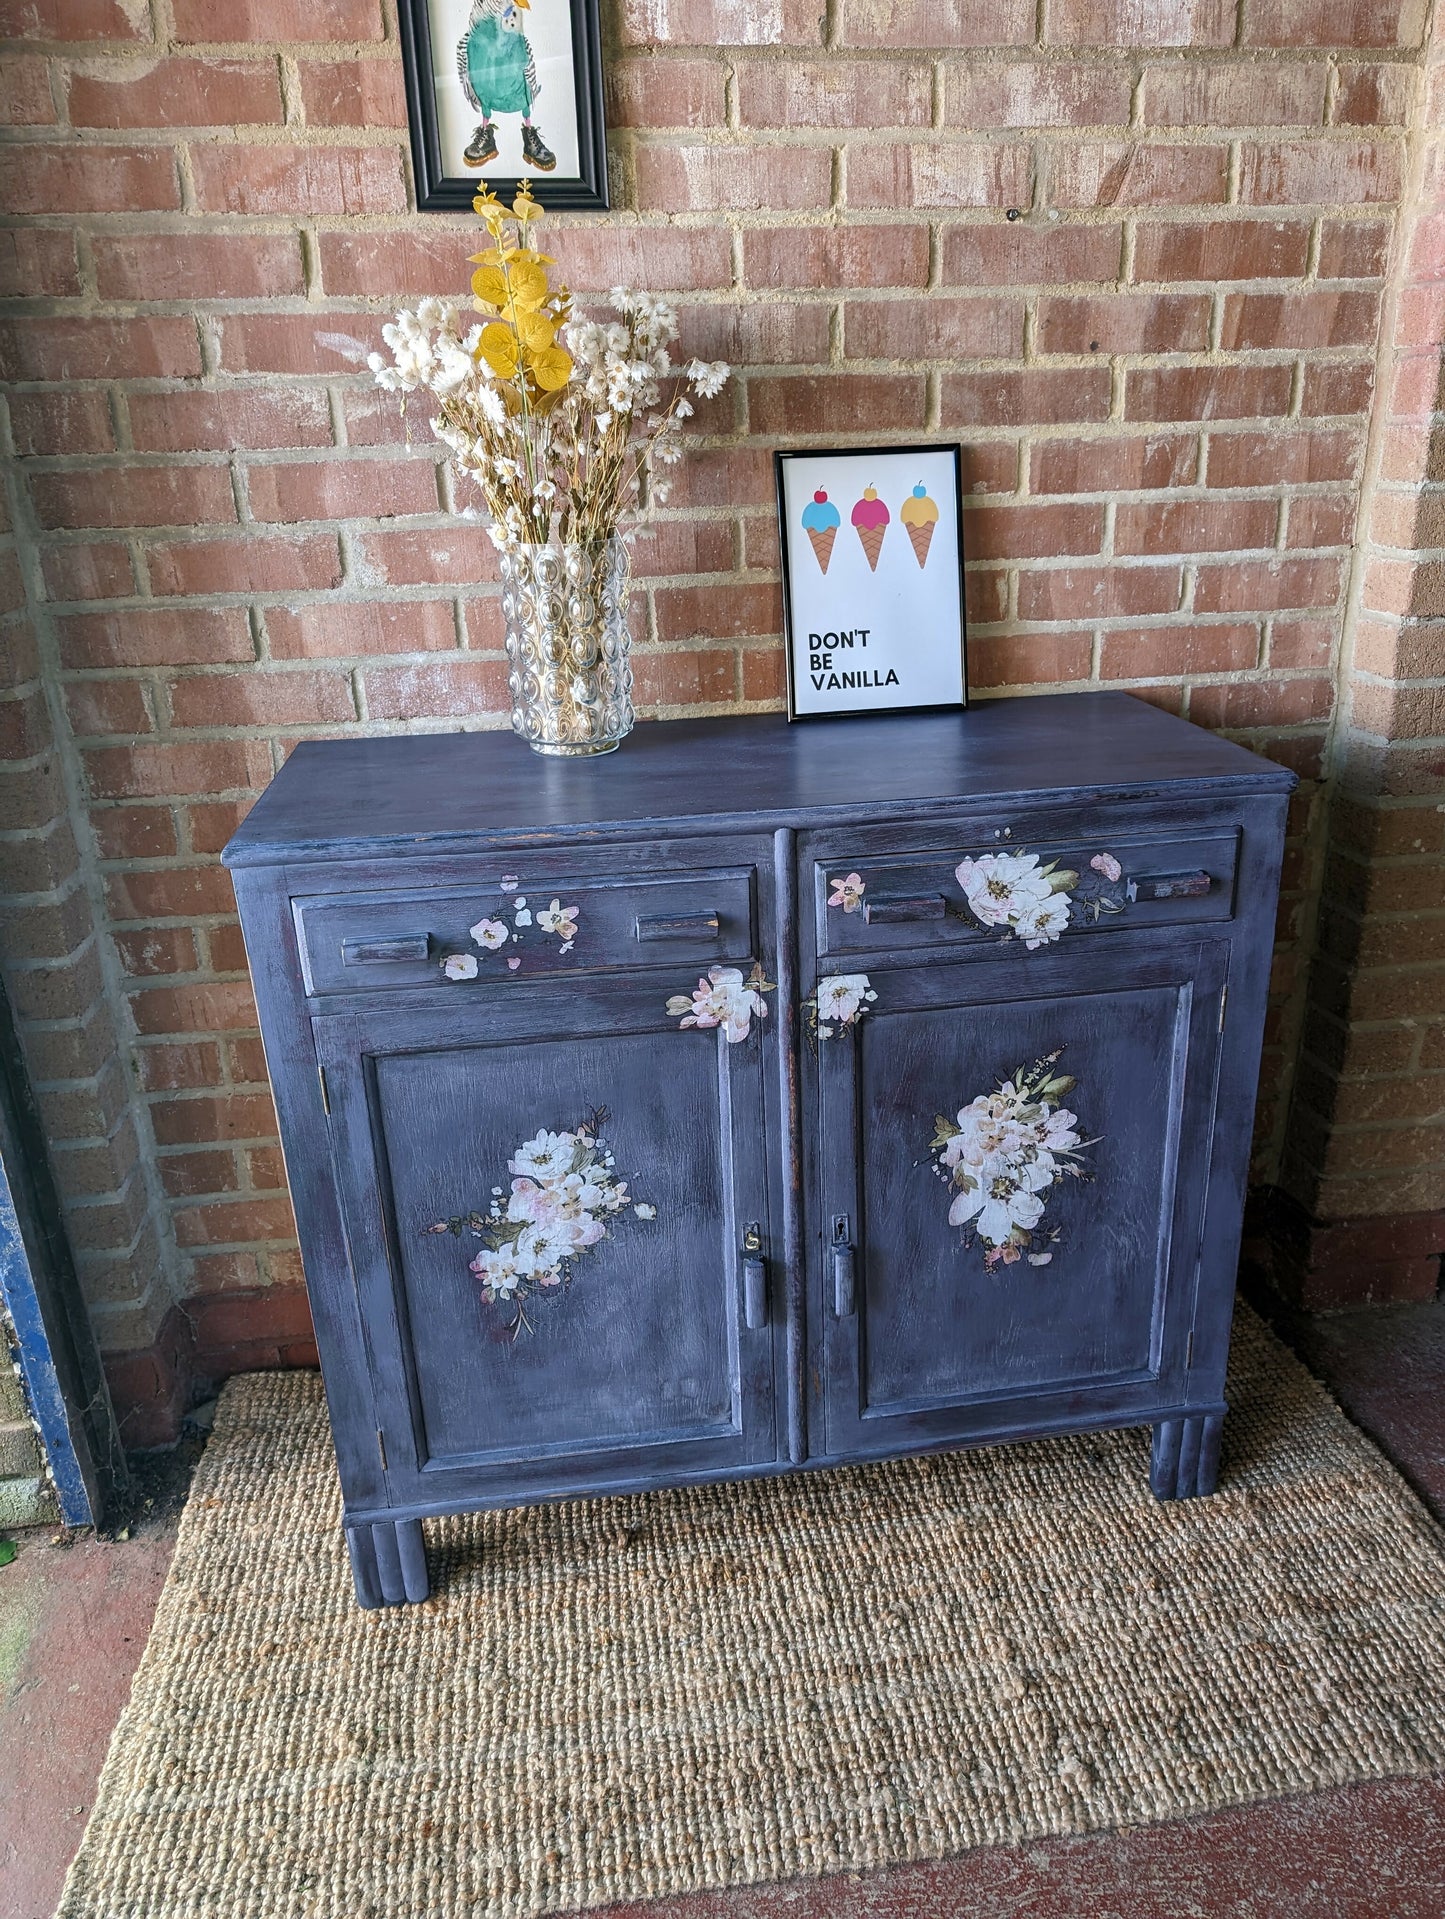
[[345, 1517, 429, 1607], [1150, 1412, 1224, 1501]]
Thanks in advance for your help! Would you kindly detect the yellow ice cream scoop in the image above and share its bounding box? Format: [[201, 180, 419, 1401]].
[[900, 484, 939, 527]]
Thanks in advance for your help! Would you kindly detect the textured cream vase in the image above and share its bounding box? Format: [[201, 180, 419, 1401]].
[[58, 1310, 1445, 1919]]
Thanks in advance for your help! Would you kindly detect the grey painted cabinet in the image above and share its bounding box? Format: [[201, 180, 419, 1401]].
[[223, 696, 1293, 1608]]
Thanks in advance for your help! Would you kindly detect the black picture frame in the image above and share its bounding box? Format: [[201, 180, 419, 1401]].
[[775, 444, 969, 723], [398, 0, 609, 213]]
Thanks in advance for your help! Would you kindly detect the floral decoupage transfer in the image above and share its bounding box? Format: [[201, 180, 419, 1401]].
[[667, 963, 775, 1043], [825, 850, 1128, 951], [440, 875, 580, 980], [423, 1107, 655, 1337], [804, 972, 877, 1044], [929, 1050, 1096, 1270]]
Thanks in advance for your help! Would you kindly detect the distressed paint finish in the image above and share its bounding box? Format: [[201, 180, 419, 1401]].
[[223, 693, 1293, 1606]]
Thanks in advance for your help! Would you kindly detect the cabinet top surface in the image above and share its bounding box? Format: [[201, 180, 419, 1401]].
[[222, 692, 1295, 866]]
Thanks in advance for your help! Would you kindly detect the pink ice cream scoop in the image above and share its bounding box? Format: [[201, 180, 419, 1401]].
[[851, 485, 890, 571]]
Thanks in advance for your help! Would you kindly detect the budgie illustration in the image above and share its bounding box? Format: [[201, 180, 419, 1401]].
[[457, 0, 556, 174]]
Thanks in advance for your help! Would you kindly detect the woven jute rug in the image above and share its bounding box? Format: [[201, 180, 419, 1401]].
[[58, 1308, 1445, 1919]]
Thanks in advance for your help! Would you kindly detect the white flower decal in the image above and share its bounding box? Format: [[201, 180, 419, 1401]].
[[442, 880, 584, 978], [955, 852, 1076, 950], [930, 1050, 1095, 1271], [441, 952, 479, 980], [666, 963, 775, 1043], [827, 872, 866, 914], [471, 917, 509, 950], [536, 899, 579, 949], [423, 1108, 654, 1337], [814, 973, 876, 1034]]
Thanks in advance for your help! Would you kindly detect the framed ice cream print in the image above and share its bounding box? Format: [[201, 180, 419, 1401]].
[[398, 0, 608, 211], [774, 445, 968, 721]]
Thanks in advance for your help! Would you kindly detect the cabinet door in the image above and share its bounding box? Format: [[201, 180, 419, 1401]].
[[313, 975, 778, 1513], [814, 939, 1227, 1460]]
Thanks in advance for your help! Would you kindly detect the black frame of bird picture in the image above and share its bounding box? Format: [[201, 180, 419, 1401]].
[[775, 445, 969, 722], [399, 0, 609, 212]]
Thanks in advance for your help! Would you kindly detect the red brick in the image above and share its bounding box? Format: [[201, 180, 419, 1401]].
[[91, 805, 178, 862], [1332, 61, 1415, 125], [159, 1152, 240, 1200], [1317, 216, 1392, 276], [131, 979, 257, 1035], [632, 646, 739, 709], [1286, 495, 1357, 547], [748, 372, 926, 435], [353, 524, 498, 587], [840, 0, 1032, 48], [1036, 292, 1210, 354], [844, 295, 1024, 360], [1238, 138, 1403, 205], [636, 142, 833, 211], [84, 738, 272, 801], [168, 669, 354, 728], [108, 865, 236, 921], [1132, 219, 1312, 281], [744, 225, 930, 290], [127, 388, 331, 455], [0, 143, 179, 215], [244, 458, 438, 525], [631, 519, 735, 579], [0, 227, 79, 298], [297, 55, 407, 125], [1240, 1, 1428, 49], [0, 0, 149, 37], [676, 303, 833, 366], [362, 658, 508, 719], [940, 367, 1112, 427], [941, 221, 1124, 285], [1100, 624, 1260, 678], [63, 677, 152, 738], [1142, 60, 1329, 126], [1395, 281, 1445, 347], [212, 310, 378, 376], [1048, 143, 1230, 208], [1301, 359, 1375, 417], [40, 543, 134, 603], [968, 634, 1093, 686], [112, 927, 198, 978], [654, 582, 781, 641], [620, 0, 818, 44], [1030, 434, 1199, 493], [136, 1040, 221, 1092], [172, 0, 382, 39], [1126, 364, 1294, 423], [68, 56, 283, 127], [7, 390, 114, 457], [1405, 211, 1445, 282], [31, 465, 236, 533], [1270, 617, 1335, 668], [206, 923, 249, 973], [1218, 289, 1381, 350], [946, 60, 1131, 126], [0, 316, 199, 382], [1205, 427, 1363, 487], [1116, 498, 1279, 555], [1017, 564, 1182, 621], [58, 608, 254, 671], [607, 55, 726, 129], [1193, 555, 1344, 614], [0, 55, 55, 124], [191, 145, 405, 215], [185, 800, 251, 856], [1045, 0, 1235, 43], [265, 600, 458, 658], [740, 59, 931, 127], [146, 534, 343, 596], [174, 1197, 296, 1248], [1189, 676, 1334, 727], [847, 143, 1032, 211], [741, 643, 786, 703], [93, 232, 305, 301], [965, 502, 1104, 560]]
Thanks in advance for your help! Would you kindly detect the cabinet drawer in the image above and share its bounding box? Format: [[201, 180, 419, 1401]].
[[294, 864, 758, 996], [815, 827, 1238, 960]]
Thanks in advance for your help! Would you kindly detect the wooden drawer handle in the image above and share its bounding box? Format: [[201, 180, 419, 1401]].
[[743, 1255, 768, 1331], [863, 893, 947, 925], [1127, 869, 1212, 902], [634, 909, 721, 942], [833, 1243, 856, 1317], [341, 932, 430, 965]]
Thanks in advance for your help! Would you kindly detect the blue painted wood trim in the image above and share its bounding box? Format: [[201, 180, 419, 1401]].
[[0, 1154, 94, 1528]]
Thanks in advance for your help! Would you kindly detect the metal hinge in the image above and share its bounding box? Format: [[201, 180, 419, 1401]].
[[377, 1428, 388, 1472], [1218, 984, 1228, 1033], [318, 1064, 330, 1116]]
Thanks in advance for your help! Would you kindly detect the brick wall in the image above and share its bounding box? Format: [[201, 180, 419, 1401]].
[[0, 0, 1440, 1435]]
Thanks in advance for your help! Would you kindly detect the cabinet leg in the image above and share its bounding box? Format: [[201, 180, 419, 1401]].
[[345, 1518, 430, 1607], [1150, 1412, 1224, 1501]]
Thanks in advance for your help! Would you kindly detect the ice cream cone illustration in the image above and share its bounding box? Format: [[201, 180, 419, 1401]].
[[851, 485, 889, 571], [800, 488, 841, 574], [900, 482, 939, 569]]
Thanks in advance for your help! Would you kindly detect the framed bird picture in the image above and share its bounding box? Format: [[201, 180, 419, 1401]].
[[398, 0, 609, 211], [775, 445, 968, 722]]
